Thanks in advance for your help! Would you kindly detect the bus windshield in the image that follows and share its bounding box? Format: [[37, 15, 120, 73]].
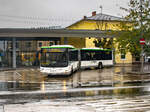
[[40, 48, 68, 67]]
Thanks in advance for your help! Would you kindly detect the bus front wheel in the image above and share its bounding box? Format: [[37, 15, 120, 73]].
[[70, 67, 74, 75]]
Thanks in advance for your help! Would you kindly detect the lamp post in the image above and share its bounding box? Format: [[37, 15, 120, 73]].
[[140, 38, 145, 73], [140, 0, 144, 73]]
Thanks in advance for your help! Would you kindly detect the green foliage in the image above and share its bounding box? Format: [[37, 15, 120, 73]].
[[93, 17, 113, 49], [93, 38, 113, 49], [116, 0, 150, 58]]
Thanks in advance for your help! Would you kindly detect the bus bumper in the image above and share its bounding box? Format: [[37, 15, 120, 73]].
[[40, 67, 72, 75]]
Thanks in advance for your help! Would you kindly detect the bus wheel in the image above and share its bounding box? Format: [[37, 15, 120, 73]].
[[70, 67, 74, 75], [77, 63, 80, 70], [98, 63, 103, 69]]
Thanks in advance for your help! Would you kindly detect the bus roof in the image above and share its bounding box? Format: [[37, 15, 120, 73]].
[[41, 45, 111, 51], [41, 45, 75, 49], [81, 48, 112, 51]]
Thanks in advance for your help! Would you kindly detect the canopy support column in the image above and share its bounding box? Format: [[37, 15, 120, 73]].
[[12, 38, 16, 68], [64, 37, 68, 45]]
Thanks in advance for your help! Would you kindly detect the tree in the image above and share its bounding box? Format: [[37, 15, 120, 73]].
[[93, 16, 113, 49], [115, 0, 150, 60], [93, 38, 113, 49]]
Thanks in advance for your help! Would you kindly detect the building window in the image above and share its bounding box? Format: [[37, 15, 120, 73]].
[[26, 42, 31, 48], [49, 42, 53, 46], [9, 42, 19, 49], [16, 42, 19, 49], [9, 42, 12, 49], [39, 42, 42, 47], [121, 49, 126, 60]]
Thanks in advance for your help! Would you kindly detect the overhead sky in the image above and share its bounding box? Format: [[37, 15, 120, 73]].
[[0, 0, 130, 28]]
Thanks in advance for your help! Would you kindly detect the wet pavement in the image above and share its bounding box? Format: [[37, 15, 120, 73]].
[[0, 64, 149, 92], [3, 90, 150, 112], [0, 64, 150, 111]]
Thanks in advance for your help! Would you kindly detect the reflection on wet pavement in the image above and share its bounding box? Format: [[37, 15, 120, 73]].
[[0, 65, 150, 111], [0, 65, 150, 92]]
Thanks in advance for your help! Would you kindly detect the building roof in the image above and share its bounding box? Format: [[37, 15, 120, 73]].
[[67, 13, 126, 28], [86, 13, 125, 21]]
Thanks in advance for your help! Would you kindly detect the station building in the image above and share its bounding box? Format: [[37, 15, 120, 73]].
[[65, 11, 132, 64], [0, 37, 60, 67], [0, 29, 107, 68], [0, 12, 133, 68]]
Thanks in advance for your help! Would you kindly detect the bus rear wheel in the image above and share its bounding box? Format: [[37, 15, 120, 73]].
[[70, 67, 74, 75], [98, 62, 103, 69]]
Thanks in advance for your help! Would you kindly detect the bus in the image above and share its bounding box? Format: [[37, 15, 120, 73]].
[[40, 45, 113, 75], [80, 48, 113, 69], [40, 45, 79, 75]]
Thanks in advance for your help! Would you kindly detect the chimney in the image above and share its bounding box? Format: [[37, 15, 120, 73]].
[[92, 11, 96, 16], [83, 16, 87, 19]]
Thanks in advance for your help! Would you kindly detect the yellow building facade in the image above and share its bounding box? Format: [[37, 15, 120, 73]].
[[64, 12, 132, 64]]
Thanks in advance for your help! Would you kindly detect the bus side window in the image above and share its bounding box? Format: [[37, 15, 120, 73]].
[[94, 51, 99, 60], [110, 51, 112, 59], [105, 51, 112, 60], [81, 51, 84, 60], [101, 51, 105, 60], [92, 51, 96, 60], [98, 51, 102, 60], [104, 51, 107, 60], [85, 52, 91, 60], [107, 51, 112, 60], [69, 50, 78, 61], [81, 51, 87, 60], [96, 51, 101, 60]]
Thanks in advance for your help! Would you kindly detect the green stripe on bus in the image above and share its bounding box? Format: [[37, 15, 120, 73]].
[[41, 46, 75, 49], [80, 49, 112, 51]]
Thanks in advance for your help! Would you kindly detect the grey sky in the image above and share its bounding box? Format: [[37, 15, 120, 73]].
[[0, 0, 130, 28]]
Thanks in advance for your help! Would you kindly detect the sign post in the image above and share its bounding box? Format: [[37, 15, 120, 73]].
[[140, 38, 145, 74]]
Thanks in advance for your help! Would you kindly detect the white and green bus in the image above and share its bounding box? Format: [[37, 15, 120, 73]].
[[40, 45, 79, 75], [80, 48, 113, 69], [40, 45, 113, 75]]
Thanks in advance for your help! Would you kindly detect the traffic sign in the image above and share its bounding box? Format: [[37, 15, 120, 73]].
[[140, 38, 145, 45]]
